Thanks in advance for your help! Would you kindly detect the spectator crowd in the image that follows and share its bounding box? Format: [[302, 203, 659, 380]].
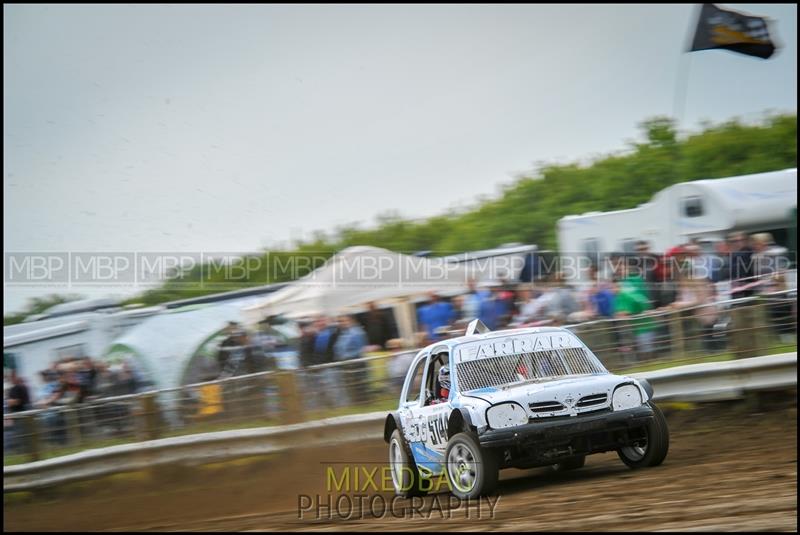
[[4, 355, 143, 413], [4, 231, 795, 455], [3, 355, 143, 453], [411, 231, 793, 362]]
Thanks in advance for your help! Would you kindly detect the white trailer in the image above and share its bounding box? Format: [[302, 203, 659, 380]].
[[557, 168, 797, 256], [3, 304, 162, 394]]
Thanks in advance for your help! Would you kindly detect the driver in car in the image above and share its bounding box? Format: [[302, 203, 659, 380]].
[[431, 365, 450, 404]]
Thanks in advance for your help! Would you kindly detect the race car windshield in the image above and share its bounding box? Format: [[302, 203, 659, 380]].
[[456, 348, 606, 392]]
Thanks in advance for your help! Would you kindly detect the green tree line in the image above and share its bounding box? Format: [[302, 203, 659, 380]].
[[5, 113, 796, 323]]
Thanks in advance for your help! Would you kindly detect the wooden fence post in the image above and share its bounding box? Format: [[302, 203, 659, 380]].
[[752, 299, 772, 356], [730, 303, 757, 359], [65, 407, 81, 447], [671, 309, 685, 361], [19, 413, 41, 463], [275, 371, 303, 425], [136, 393, 162, 441]]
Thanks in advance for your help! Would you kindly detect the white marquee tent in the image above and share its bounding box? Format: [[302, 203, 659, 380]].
[[104, 298, 259, 391], [243, 246, 474, 340]]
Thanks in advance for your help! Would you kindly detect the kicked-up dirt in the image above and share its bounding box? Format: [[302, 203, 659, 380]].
[[4, 399, 797, 532]]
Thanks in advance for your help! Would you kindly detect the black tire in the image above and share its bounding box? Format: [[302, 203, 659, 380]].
[[553, 455, 586, 472], [388, 429, 428, 497], [617, 402, 670, 469], [445, 432, 499, 499]]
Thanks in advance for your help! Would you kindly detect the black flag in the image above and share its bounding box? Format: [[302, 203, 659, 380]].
[[689, 4, 777, 59]]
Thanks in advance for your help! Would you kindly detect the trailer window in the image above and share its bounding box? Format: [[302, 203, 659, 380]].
[[682, 196, 704, 217], [620, 239, 638, 253], [583, 238, 600, 255], [55, 344, 88, 360]]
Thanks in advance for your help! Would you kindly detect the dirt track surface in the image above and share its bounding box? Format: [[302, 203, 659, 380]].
[[4, 402, 797, 532]]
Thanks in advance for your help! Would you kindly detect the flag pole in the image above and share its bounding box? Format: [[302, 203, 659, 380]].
[[673, 4, 702, 129]]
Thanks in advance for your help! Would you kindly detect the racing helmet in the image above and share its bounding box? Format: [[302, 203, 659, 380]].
[[438, 365, 451, 391]]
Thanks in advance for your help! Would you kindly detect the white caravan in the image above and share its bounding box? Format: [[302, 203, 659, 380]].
[[557, 168, 797, 256]]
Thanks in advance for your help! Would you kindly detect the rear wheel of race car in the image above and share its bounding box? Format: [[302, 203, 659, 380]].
[[618, 402, 670, 469], [389, 430, 427, 497], [445, 432, 499, 499], [552, 455, 586, 472]]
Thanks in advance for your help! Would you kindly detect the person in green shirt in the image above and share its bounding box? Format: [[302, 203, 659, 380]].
[[613, 260, 656, 359]]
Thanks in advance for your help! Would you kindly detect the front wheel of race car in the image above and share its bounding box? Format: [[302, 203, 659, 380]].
[[389, 430, 427, 497], [445, 432, 499, 499], [618, 402, 670, 469]]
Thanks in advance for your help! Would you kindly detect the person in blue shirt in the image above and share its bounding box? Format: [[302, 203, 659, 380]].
[[333, 314, 369, 405], [333, 315, 367, 361], [490, 284, 516, 328], [460, 279, 482, 321], [313, 317, 339, 364], [302, 316, 341, 410], [477, 286, 498, 330], [590, 282, 616, 318], [417, 292, 455, 341]]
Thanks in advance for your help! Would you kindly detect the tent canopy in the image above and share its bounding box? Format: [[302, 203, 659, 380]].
[[244, 246, 473, 323], [104, 298, 260, 391]]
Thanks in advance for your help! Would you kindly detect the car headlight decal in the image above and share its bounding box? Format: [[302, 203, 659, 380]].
[[486, 402, 528, 429], [612, 384, 642, 411]]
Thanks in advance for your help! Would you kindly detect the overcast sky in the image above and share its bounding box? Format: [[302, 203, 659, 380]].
[[3, 4, 797, 313]]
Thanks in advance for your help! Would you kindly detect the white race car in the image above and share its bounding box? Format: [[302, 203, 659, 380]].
[[384, 320, 669, 499]]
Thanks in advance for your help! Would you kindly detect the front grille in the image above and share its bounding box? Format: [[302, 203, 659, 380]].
[[530, 401, 565, 413], [576, 393, 607, 407]]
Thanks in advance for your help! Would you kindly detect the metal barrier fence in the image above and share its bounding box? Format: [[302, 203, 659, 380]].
[[568, 289, 797, 370], [4, 290, 796, 464]]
